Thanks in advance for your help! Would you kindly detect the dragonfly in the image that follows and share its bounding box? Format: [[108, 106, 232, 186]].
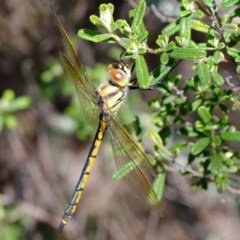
[[55, 14, 158, 232]]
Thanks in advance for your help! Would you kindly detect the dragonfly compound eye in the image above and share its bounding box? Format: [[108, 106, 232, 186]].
[[107, 63, 131, 87]]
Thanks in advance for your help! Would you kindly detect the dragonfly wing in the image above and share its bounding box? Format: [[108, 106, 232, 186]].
[[60, 52, 99, 120], [56, 14, 100, 124], [109, 117, 158, 205]]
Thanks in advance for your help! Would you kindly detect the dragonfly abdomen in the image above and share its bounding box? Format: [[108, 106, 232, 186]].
[[58, 118, 108, 232]]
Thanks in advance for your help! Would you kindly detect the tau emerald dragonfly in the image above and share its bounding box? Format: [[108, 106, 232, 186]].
[[55, 14, 158, 232]]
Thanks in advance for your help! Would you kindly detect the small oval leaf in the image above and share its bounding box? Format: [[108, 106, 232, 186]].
[[90, 15, 105, 29], [191, 137, 210, 155], [197, 62, 211, 88], [99, 3, 114, 32], [135, 55, 150, 88], [210, 150, 222, 173], [160, 52, 169, 65], [197, 106, 212, 124], [220, 131, 240, 141], [211, 71, 224, 86], [192, 99, 202, 111], [223, 23, 239, 33], [11, 97, 31, 111], [162, 20, 179, 36], [152, 172, 166, 203], [179, 17, 191, 39], [169, 47, 207, 59], [131, 0, 146, 29], [191, 19, 210, 33], [221, 0, 240, 8], [78, 29, 114, 42]]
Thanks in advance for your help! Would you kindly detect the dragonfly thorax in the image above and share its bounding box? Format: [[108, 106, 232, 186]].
[[97, 62, 131, 115]]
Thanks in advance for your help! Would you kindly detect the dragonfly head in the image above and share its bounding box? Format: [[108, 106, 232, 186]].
[[107, 62, 131, 88]]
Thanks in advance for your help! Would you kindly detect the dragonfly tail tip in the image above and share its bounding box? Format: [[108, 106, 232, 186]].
[[58, 222, 66, 233]]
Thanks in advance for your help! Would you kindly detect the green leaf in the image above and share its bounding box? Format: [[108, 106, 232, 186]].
[[227, 47, 240, 58], [179, 126, 198, 137], [221, 0, 240, 8], [215, 174, 228, 191], [137, 26, 148, 42], [78, 29, 114, 42], [223, 23, 239, 33], [129, 0, 147, 42], [149, 130, 163, 146], [212, 134, 222, 147], [3, 89, 15, 101], [118, 38, 131, 50], [11, 97, 31, 111], [211, 71, 224, 86], [135, 55, 150, 88], [99, 3, 114, 32], [160, 53, 169, 65], [162, 20, 179, 36], [149, 60, 179, 85], [237, 66, 240, 74], [149, 130, 173, 160], [168, 47, 207, 59], [169, 141, 187, 154], [87, 4, 115, 33], [197, 62, 211, 88], [210, 151, 222, 173], [131, 116, 142, 136], [227, 165, 238, 173], [191, 137, 210, 155], [191, 19, 210, 33], [115, 19, 131, 35], [212, 51, 222, 64], [192, 99, 202, 111], [156, 35, 169, 48], [179, 17, 191, 40], [220, 131, 240, 141], [152, 172, 166, 202], [5, 114, 17, 129], [197, 106, 212, 124], [202, 0, 216, 8], [130, 0, 146, 29], [90, 15, 105, 29]]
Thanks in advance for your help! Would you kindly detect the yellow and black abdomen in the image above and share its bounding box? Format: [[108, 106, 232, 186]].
[[58, 117, 108, 232]]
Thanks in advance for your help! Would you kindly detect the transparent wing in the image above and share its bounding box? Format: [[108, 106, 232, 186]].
[[109, 117, 158, 205], [55, 14, 100, 123]]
